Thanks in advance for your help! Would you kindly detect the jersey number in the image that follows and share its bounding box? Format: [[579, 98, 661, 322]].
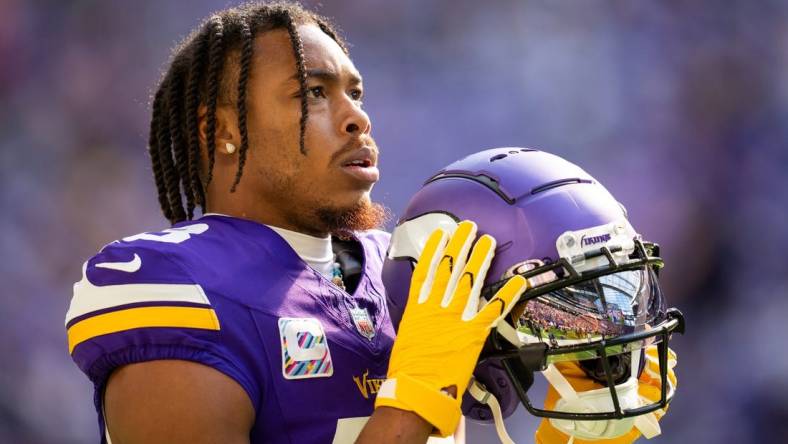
[[122, 223, 209, 244]]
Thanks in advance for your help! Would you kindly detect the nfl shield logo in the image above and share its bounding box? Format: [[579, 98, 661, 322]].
[[350, 307, 375, 341]]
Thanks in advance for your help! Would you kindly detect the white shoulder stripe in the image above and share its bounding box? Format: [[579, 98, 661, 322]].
[[65, 262, 210, 326]]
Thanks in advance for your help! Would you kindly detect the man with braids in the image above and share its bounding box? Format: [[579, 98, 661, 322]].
[[65, 2, 531, 443]]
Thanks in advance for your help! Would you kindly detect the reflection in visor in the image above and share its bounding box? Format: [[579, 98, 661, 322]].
[[511, 268, 665, 363]]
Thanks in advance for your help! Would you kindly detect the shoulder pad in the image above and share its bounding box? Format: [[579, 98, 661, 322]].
[[357, 229, 391, 262], [66, 227, 219, 355], [361, 229, 391, 244]]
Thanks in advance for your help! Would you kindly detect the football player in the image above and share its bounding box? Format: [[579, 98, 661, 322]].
[[65, 2, 681, 443], [65, 2, 523, 443]]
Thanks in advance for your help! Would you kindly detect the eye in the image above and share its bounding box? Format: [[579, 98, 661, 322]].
[[305, 86, 325, 99], [349, 88, 364, 102]]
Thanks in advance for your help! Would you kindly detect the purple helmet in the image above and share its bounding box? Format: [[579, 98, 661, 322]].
[[383, 148, 684, 422]]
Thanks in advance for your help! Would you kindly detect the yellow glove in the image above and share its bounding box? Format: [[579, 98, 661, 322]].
[[535, 346, 678, 444], [375, 221, 528, 437]]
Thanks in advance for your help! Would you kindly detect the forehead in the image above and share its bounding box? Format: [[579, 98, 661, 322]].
[[252, 23, 360, 82]]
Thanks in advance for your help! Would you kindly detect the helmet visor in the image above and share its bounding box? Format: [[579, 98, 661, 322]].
[[510, 267, 666, 364]]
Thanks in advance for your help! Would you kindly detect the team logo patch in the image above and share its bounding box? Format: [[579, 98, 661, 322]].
[[279, 317, 333, 379], [350, 307, 375, 341], [352, 369, 386, 399]]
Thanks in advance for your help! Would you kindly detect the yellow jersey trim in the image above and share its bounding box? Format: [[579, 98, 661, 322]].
[[67, 306, 220, 353]]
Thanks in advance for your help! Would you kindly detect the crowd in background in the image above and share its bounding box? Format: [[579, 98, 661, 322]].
[[520, 299, 613, 340], [1, 0, 786, 442]]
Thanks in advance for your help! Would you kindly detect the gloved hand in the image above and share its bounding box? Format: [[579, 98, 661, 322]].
[[535, 346, 678, 444], [375, 221, 528, 437]]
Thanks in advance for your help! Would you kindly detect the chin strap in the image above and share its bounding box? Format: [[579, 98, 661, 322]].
[[541, 350, 662, 441], [468, 379, 516, 444], [633, 413, 661, 439]]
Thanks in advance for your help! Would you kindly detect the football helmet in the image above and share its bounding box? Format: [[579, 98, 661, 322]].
[[383, 148, 684, 439]]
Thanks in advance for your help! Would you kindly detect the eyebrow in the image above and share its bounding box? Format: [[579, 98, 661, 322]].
[[289, 68, 363, 85]]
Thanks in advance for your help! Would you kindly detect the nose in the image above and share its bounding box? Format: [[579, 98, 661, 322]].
[[339, 99, 371, 137]]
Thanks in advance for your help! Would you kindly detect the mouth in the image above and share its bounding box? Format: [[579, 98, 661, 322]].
[[343, 158, 374, 168], [340, 147, 379, 184]]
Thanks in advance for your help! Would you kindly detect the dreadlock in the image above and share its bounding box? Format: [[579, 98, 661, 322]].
[[147, 1, 348, 225]]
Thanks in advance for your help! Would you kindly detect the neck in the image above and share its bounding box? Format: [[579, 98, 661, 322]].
[[205, 189, 329, 238], [267, 225, 334, 279], [266, 225, 332, 263]]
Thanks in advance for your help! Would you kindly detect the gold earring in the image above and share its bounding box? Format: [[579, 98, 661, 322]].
[[225, 143, 236, 154]]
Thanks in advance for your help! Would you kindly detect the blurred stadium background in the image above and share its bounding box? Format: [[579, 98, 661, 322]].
[[1, 0, 786, 442]]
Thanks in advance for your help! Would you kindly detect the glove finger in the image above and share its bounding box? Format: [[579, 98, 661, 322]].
[[643, 346, 677, 384], [409, 228, 449, 305], [667, 347, 677, 369], [473, 275, 528, 328], [449, 233, 493, 317], [639, 383, 663, 403], [645, 345, 677, 369], [437, 221, 477, 307]]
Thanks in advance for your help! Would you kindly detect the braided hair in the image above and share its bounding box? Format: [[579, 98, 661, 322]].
[[148, 1, 348, 224]]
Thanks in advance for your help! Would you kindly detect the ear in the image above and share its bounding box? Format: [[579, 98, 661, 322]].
[[198, 103, 240, 154]]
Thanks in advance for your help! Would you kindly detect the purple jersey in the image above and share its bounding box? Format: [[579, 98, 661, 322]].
[[66, 215, 395, 443]]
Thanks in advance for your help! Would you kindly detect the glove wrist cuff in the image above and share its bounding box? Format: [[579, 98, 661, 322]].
[[374, 374, 461, 437]]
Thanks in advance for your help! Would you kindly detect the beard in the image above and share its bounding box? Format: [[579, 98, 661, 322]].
[[315, 198, 390, 239], [257, 164, 390, 238]]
